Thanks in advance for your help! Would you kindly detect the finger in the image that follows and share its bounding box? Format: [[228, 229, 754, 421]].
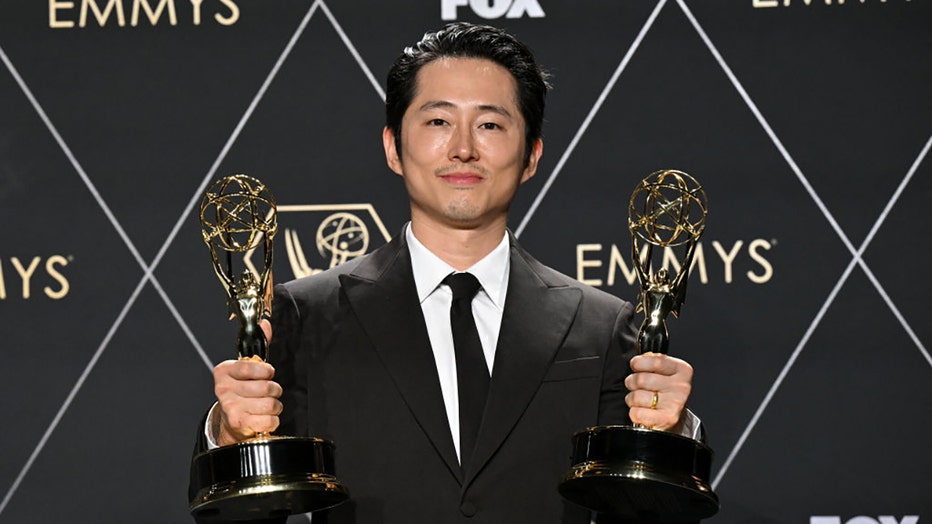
[[625, 371, 668, 393], [244, 397, 284, 417], [628, 406, 680, 431], [236, 379, 283, 399], [630, 354, 690, 376], [215, 379, 282, 411], [624, 389, 659, 410], [246, 414, 280, 435], [216, 359, 275, 381], [221, 412, 280, 440], [626, 372, 691, 402], [218, 396, 281, 431]]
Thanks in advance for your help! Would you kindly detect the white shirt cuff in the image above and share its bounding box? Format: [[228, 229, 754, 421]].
[[203, 402, 222, 450], [678, 408, 702, 440]]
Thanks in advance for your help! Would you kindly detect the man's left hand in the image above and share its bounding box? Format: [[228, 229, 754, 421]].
[[624, 353, 693, 432]]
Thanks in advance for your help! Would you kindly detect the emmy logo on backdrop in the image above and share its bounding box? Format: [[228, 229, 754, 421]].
[[189, 174, 348, 521], [315, 212, 369, 267], [283, 211, 371, 277], [559, 169, 719, 521]]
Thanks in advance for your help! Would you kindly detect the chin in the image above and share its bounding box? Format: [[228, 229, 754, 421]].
[[443, 204, 483, 224]]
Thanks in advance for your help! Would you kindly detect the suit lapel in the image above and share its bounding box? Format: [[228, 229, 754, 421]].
[[463, 243, 582, 486], [339, 236, 463, 482]]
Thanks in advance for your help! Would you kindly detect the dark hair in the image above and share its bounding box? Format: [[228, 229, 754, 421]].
[[385, 22, 550, 166]]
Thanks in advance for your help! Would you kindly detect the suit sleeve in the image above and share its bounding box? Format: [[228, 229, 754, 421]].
[[269, 282, 307, 437], [597, 300, 638, 426]]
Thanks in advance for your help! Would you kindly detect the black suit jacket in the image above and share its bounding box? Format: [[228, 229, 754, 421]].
[[194, 232, 639, 523]]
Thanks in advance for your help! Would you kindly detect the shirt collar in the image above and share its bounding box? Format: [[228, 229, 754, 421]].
[[406, 223, 510, 309]]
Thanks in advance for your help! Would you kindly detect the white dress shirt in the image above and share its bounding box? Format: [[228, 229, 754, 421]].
[[405, 224, 511, 463]]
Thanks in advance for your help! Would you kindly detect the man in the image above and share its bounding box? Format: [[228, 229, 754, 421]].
[[195, 22, 698, 523]]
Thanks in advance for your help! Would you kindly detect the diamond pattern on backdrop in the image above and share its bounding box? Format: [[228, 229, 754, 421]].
[[0, 0, 929, 522]]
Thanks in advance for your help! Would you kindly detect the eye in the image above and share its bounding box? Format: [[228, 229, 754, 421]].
[[479, 122, 501, 130], [428, 118, 448, 126]]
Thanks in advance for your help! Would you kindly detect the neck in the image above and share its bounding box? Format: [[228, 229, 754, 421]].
[[409, 217, 508, 271]]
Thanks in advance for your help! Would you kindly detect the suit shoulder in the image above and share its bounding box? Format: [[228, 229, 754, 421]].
[[276, 252, 367, 298], [553, 265, 631, 310], [275, 234, 403, 300], [515, 246, 633, 312]]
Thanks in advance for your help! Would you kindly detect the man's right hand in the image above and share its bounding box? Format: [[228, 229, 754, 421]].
[[212, 319, 283, 446]]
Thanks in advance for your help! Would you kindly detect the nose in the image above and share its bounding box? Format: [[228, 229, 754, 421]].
[[448, 125, 478, 163]]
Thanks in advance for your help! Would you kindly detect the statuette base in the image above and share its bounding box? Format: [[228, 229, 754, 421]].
[[190, 436, 348, 520], [559, 426, 718, 521]]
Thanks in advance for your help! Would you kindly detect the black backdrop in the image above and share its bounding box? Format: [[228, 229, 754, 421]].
[[1, 1, 930, 523]]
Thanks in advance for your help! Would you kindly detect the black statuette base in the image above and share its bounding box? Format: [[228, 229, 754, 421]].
[[559, 426, 718, 522], [190, 436, 349, 521]]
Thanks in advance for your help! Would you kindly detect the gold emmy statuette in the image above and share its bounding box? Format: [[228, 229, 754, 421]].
[[559, 170, 719, 521], [189, 175, 349, 521]]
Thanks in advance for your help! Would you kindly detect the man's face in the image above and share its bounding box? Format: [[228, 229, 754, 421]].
[[383, 57, 542, 232]]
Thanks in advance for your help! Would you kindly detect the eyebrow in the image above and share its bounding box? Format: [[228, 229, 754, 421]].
[[417, 100, 514, 119]]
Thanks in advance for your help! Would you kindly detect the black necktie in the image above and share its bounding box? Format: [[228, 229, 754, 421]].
[[443, 272, 490, 470]]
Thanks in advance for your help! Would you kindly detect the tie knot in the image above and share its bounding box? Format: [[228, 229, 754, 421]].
[[443, 272, 481, 301]]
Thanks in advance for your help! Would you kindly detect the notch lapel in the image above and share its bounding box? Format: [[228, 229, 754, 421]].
[[339, 237, 463, 482], [463, 244, 582, 486]]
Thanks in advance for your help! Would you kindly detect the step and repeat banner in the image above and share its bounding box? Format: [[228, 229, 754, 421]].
[[1, 0, 929, 522]]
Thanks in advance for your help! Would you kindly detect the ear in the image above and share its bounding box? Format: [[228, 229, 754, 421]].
[[382, 126, 404, 176], [520, 138, 543, 184]]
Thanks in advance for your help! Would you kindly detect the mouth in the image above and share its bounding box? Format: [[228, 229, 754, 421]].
[[439, 172, 485, 185]]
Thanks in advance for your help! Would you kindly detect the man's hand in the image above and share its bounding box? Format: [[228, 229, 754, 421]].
[[213, 319, 283, 446], [624, 353, 693, 432]]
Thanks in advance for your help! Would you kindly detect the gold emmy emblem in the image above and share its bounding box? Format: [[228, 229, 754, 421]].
[[189, 175, 349, 521], [282, 211, 371, 278], [559, 170, 719, 521], [629, 169, 706, 358], [200, 175, 277, 361], [316, 212, 370, 268]]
